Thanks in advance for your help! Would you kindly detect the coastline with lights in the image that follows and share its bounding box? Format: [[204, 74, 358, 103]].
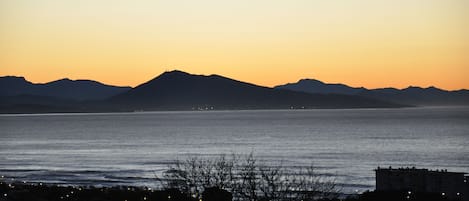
[[0, 176, 191, 201], [0, 175, 461, 201]]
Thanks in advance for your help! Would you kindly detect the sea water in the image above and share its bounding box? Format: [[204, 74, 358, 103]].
[[1, 107, 468, 193]]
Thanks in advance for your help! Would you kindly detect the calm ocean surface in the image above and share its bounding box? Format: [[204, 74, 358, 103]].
[[1, 107, 468, 193]]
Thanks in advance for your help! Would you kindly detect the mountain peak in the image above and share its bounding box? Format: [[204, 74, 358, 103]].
[[275, 78, 364, 95], [0, 76, 27, 82], [52, 78, 73, 83], [405, 86, 423, 90], [160, 70, 191, 77], [0, 76, 131, 101], [158, 70, 228, 79], [298, 79, 325, 85], [111, 71, 402, 110]]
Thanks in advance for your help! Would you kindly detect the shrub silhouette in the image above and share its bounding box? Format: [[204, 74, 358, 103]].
[[158, 153, 339, 201]]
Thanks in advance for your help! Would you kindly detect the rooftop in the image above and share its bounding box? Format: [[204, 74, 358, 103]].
[[375, 166, 467, 175]]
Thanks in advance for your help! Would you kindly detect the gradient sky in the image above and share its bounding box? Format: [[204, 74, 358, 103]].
[[1, 0, 468, 90]]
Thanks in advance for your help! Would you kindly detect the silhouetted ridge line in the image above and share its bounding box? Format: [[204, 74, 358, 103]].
[[0, 71, 407, 113], [109, 70, 403, 111], [0, 76, 131, 101], [275, 79, 469, 106]]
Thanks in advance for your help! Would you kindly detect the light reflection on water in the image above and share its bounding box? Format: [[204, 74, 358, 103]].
[[1, 107, 468, 193]]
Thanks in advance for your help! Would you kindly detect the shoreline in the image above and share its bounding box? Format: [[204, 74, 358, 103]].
[[0, 180, 453, 201], [0, 181, 192, 201], [15, 105, 469, 116]]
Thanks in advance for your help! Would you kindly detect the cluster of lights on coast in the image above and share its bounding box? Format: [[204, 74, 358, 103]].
[[192, 106, 215, 111], [1, 174, 465, 200], [189, 106, 310, 111], [0, 175, 183, 201]]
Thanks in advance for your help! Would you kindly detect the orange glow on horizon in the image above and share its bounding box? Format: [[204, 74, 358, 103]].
[[1, 0, 468, 90]]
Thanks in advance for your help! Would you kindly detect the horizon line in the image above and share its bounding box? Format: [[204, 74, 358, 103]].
[[1, 70, 468, 92]]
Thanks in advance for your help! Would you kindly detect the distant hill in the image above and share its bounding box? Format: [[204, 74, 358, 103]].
[[275, 79, 469, 106], [276, 79, 366, 95], [0, 76, 131, 101], [109, 70, 403, 110], [0, 71, 409, 113]]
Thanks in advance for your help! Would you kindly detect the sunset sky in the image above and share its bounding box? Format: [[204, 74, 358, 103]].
[[1, 0, 468, 90]]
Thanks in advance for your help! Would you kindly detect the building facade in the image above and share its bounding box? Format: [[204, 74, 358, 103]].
[[376, 167, 468, 201]]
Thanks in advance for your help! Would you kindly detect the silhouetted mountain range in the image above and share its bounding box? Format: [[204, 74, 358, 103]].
[[3, 70, 467, 113], [0, 76, 131, 101], [275, 79, 469, 106], [275, 79, 367, 95], [0, 71, 404, 113], [109, 70, 400, 110]]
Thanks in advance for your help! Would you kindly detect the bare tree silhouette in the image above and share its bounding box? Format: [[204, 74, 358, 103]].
[[158, 153, 339, 201]]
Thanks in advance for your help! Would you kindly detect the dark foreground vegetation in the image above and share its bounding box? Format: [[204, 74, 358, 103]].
[[0, 182, 457, 201], [0, 155, 461, 201], [0, 182, 191, 201], [158, 154, 339, 201]]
